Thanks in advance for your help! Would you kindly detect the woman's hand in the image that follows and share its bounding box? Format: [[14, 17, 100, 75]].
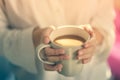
[[77, 26, 97, 64], [32, 27, 69, 72]]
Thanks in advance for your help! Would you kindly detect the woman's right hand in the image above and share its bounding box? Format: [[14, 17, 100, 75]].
[[32, 27, 69, 72]]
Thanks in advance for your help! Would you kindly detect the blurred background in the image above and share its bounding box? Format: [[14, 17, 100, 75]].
[[108, 0, 120, 80], [0, 0, 120, 80]]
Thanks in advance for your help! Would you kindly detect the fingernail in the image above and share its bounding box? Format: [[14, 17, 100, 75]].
[[78, 51, 83, 56], [78, 57, 82, 60], [83, 60, 88, 64], [58, 68, 62, 72]]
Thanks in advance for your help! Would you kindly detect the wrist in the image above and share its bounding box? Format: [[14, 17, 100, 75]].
[[93, 28, 104, 45], [32, 27, 42, 48]]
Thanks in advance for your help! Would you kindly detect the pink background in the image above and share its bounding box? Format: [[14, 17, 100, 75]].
[[108, 10, 120, 78]]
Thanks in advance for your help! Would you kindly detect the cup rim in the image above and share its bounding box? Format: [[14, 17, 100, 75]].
[[49, 25, 91, 48]]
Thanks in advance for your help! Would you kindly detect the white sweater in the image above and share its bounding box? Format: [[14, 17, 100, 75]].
[[0, 0, 115, 80]]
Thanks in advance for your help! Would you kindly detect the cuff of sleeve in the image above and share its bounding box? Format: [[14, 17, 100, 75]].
[[20, 27, 37, 74], [91, 22, 115, 62]]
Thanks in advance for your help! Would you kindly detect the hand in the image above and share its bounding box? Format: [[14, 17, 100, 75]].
[[77, 26, 97, 64], [32, 27, 69, 72]]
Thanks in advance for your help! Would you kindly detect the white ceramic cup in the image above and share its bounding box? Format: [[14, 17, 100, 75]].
[[36, 25, 90, 76]]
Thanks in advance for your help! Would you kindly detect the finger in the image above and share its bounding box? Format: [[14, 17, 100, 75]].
[[83, 40, 95, 48], [82, 57, 92, 64], [44, 64, 63, 72], [83, 25, 93, 34], [83, 36, 96, 48], [87, 30, 95, 38], [83, 26, 95, 40], [78, 47, 93, 56], [77, 48, 94, 59], [77, 49, 93, 60], [78, 53, 92, 60], [46, 55, 69, 62], [43, 36, 50, 44], [42, 28, 53, 44], [45, 47, 65, 56]]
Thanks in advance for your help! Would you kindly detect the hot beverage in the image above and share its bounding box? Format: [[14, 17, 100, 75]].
[[54, 35, 85, 47]]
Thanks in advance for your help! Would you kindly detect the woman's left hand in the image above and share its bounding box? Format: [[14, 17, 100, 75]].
[[77, 27, 97, 64]]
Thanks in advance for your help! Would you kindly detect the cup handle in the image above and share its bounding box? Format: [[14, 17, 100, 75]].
[[36, 43, 55, 65]]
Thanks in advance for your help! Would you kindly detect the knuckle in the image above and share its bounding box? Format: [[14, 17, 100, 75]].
[[59, 56, 62, 61], [47, 57, 53, 62], [45, 47, 54, 56], [83, 54, 90, 59], [48, 57, 57, 62], [54, 49, 58, 55], [44, 47, 49, 55], [45, 56, 48, 61], [59, 56, 64, 60]]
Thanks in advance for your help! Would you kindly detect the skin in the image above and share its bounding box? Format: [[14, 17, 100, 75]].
[[33, 26, 103, 72], [114, 0, 120, 10]]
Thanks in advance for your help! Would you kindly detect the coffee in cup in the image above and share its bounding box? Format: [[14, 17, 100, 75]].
[[54, 35, 85, 47]]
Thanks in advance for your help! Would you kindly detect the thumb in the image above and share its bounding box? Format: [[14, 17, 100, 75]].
[[82, 25, 95, 38], [42, 28, 53, 44]]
